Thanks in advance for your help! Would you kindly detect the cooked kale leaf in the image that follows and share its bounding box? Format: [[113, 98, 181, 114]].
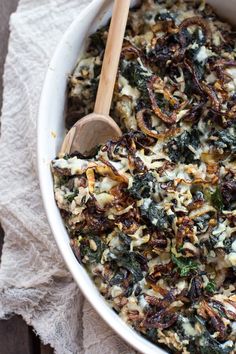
[[110, 268, 128, 286], [205, 281, 216, 293], [211, 187, 224, 211], [172, 255, 198, 276], [80, 236, 105, 263], [119, 232, 131, 250], [223, 237, 235, 253], [155, 12, 174, 21], [118, 252, 144, 282], [128, 172, 155, 200], [167, 128, 201, 164], [210, 126, 236, 153], [189, 317, 234, 354], [141, 201, 170, 230], [88, 27, 106, 53], [121, 60, 152, 103], [58, 175, 70, 187], [65, 192, 78, 203], [198, 331, 233, 354], [145, 328, 158, 345]]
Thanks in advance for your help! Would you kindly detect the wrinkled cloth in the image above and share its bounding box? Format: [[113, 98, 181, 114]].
[[0, 1, 137, 353]]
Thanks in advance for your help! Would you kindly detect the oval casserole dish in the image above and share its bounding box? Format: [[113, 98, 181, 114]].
[[37, 1, 236, 353]]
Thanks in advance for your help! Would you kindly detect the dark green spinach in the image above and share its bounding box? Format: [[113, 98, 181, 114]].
[[172, 255, 198, 276], [89, 27, 106, 53], [141, 201, 170, 230], [205, 281, 216, 294], [210, 126, 236, 153], [118, 252, 144, 282], [121, 60, 152, 104], [119, 232, 131, 249], [211, 187, 224, 211], [65, 192, 77, 203], [80, 236, 105, 263], [166, 128, 201, 164], [198, 332, 233, 354], [221, 179, 236, 208], [186, 317, 234, 354], [110, 268, 128, 286], [128, 172, 155, 200]]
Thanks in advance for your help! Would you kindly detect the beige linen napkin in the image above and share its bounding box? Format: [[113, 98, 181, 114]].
[[0, 1, 137, 353]]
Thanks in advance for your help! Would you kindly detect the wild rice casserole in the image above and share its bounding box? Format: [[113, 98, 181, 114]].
[[52, 1, 236, 353]]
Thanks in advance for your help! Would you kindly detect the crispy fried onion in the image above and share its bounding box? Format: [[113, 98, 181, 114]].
[[188, 275, 202, 301], [179, 16, 212, 47], [128, 154, 147, 173], [82, 207, 113, 234], [103, 131, 155, 159], [146, 291, 176, 308], [136, 109, 160, 138], [201, 82, 221, 111], [152, 19, 178, 34], [144, 308, 178, 329], [136, 108, 181, 139], [121, 42, 142, 60], [211, 59, 236, 84], [198, 301, 228, 340], [214, 269, 228, 289], [143, 290, 187, 329], [87, 161, 128, 184], [212, 298, 236, 321], [176, 217, 195, 247], [110, 183, 134, 209], [147, 76, 187, 124], [225, 299, 236, 320], [149, 231, 169, 249], [184, 59, 221, 111], [86, 168, 95, 193], [147, 262, 173, 283]]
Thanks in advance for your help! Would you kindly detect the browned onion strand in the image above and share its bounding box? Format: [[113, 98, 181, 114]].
[[179, 16, 212, 47], [147, 76, 178, 124], [136, 108, 161, 138]]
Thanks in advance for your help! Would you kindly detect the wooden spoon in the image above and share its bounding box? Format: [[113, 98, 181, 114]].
[[60, 0, 131, 156]]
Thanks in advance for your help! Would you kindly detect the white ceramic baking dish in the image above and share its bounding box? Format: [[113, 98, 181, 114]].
[[37, 1, 236, 353]]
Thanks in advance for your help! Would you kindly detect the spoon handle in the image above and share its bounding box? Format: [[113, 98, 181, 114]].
[[94, 0, 131, 116]]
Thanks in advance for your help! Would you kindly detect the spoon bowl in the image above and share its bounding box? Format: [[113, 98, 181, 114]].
[[60, 113, 122, 156]]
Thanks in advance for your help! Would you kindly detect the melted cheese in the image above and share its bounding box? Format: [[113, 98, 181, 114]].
[[196, 46, 215, 63], [119, 76, 140, 100], [53, 157, 88, 175], [226, 68, 236, 94]]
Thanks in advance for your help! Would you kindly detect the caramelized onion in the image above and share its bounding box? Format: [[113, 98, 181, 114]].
[[188, 276, 202, 301], [184, 59, 221, 111], [97, 158, 129, 184], [201, 82, 221, 111], [147, 76, 178, 124], [198, 301, 227, 340], [179, 16, 212, 47], [144, 309, 178, 329], [225, 300, 236, 320], [86, 168, 95, 193], [121, 43, 142, 60], [136, 109, 160, 138], [152, 19, 178, 34]]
